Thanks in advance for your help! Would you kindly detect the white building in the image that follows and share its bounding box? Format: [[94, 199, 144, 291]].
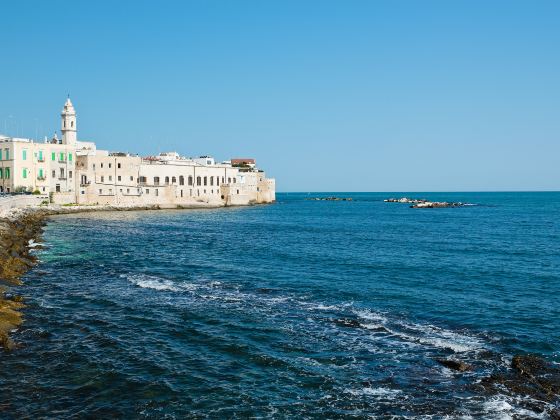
[[0, 98, 275, 206]]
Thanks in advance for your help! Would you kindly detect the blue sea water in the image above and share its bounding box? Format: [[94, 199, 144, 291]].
[[1, 192, 559, 418]]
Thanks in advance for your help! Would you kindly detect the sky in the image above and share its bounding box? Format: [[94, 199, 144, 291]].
[[1, 0, 559, 192]]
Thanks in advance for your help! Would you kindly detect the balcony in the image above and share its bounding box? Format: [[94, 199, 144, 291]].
[[58, 160, 67, 164], [80, 181, 91, 187], [37, 158, 45, 162], [37, 176, 46, 181], [58, 177, 67, 180]]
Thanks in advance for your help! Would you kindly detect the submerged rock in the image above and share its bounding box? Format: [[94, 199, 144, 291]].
[[437, 359, 472, 372]]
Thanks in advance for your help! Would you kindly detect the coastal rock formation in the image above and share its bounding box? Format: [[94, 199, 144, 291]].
[[0, 211, 48, 350], [384, 197, 470, 208], [478, 354, 560, 417]]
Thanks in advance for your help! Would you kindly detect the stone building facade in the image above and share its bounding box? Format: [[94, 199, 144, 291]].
[[0, 99, 275, 207]]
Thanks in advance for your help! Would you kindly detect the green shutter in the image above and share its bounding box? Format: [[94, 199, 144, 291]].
[[60, 152, 64, 161], [0, 168, 3, 179], [22, 150, 27, 160], [39, 168, 43, 178], [5, 168, 9, 179], [0, 149, 2, 160], [69, 153, 73, 162], [39, 150, 43, 161], [6, 150, 9, 160], [52, 152, 55, 161], [23, 168, 27, 179]]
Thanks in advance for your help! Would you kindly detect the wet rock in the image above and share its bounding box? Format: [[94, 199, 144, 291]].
[[333, 318, 362, 328], [437, 359, 472, 372]]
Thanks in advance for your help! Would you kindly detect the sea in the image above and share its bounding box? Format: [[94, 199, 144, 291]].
[[1, 192, 559, 418]]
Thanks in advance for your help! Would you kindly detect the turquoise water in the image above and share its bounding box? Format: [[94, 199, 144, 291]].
[[2, 192, 559, 417]]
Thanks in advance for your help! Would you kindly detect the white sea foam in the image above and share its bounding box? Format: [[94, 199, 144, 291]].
[[346, 386, 402, 398], [124, 274, 180, 292]]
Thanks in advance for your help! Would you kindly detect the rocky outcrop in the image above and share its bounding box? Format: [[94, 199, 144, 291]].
[[0, 211, 48, 350], [384, 197, 471, 208], [436, 358, 472, 372], [479, 354, 560, 417]]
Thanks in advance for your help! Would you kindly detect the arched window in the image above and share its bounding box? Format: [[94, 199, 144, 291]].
[[196, 176, 201, 186], [228, 177, 231, 184], [203, 176, 207, 186], [188, 176, 193, 186], [172, 176, 176, 184], [154, 176, 160, 185], [64, 121, 66, 128], [210, 177, 214, 186], [71, 121, 74, 128], [179, 176, 184, 186], [165, 176, 170, 185]]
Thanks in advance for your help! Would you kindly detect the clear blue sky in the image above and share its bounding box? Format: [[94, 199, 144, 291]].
[[1, 1, 559, 191]]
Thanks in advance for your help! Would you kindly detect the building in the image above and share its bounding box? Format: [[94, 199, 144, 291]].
[[0, 99, 275, 207]]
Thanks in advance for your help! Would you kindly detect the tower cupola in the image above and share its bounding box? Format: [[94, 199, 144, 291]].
[[61, 97, 77, 145]]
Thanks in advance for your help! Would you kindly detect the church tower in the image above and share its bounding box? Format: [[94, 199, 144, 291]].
[[61, 97, 77, 145]]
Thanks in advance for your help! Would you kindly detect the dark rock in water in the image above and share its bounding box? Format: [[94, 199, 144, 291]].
[[333, 318, 361, 328], [478, 354, 560, 417], [437, 359, 471, 372]]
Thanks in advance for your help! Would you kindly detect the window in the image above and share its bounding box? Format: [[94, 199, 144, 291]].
[[165, 176, 170, 185], [101, 163, 104, 168], [59, 152, 64, 161], [172, 176, 176, 184], [68, 153, 72, 162], [233, 178, 236, 183], [22, 168, 27, 179], [64, 121, 66, 128], [109, 189, 113, 194], [188, 176, 193, 186], [203, 176, 207, 186], [99, 189, 102, 194], [127, 188, 130, 194], [52, 152, 56, 161], [130, 176, 133, 181], [228, 177, 231, 183], [109, 163, 112, 168], [146, 189, 150, 194], [93, 164, 96, 170], [118, 176, 121, 181], [52, 170, 56, 177], [216, 177, 220, 186], [101, 176, 104, 182], [109, 175, 112, 181], [69, 171, 73, 178], [0, 168, 2, 179], [154, 176, 160, 185], [210, 177, 214, 186], [119, 189, 122, 193], [118, 163, 121, 169], [0, 149, 2, 160], [4, 168, 9, 179], [5, 149, 9, 160], [179, 176, 184, 186], [155, 189, 159, 196], [38, 150, 43, 161], [237, 190, 239, 194], [196, 176, 201, 186], [71, 121, 74, 128], [22, 150, 27, 160]]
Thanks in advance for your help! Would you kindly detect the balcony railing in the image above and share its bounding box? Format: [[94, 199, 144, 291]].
[[37, 176, 46, 181], [58, 159, 67, 163], [37, 158, 45, 162], [80, 181, 91, 187], [58, 177, 67, 180]]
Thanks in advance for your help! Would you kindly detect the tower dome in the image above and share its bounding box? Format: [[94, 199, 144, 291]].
[[61, 96, 77, 145]]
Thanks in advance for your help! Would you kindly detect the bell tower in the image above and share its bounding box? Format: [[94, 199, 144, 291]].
[[61, 97, 77, 145]]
